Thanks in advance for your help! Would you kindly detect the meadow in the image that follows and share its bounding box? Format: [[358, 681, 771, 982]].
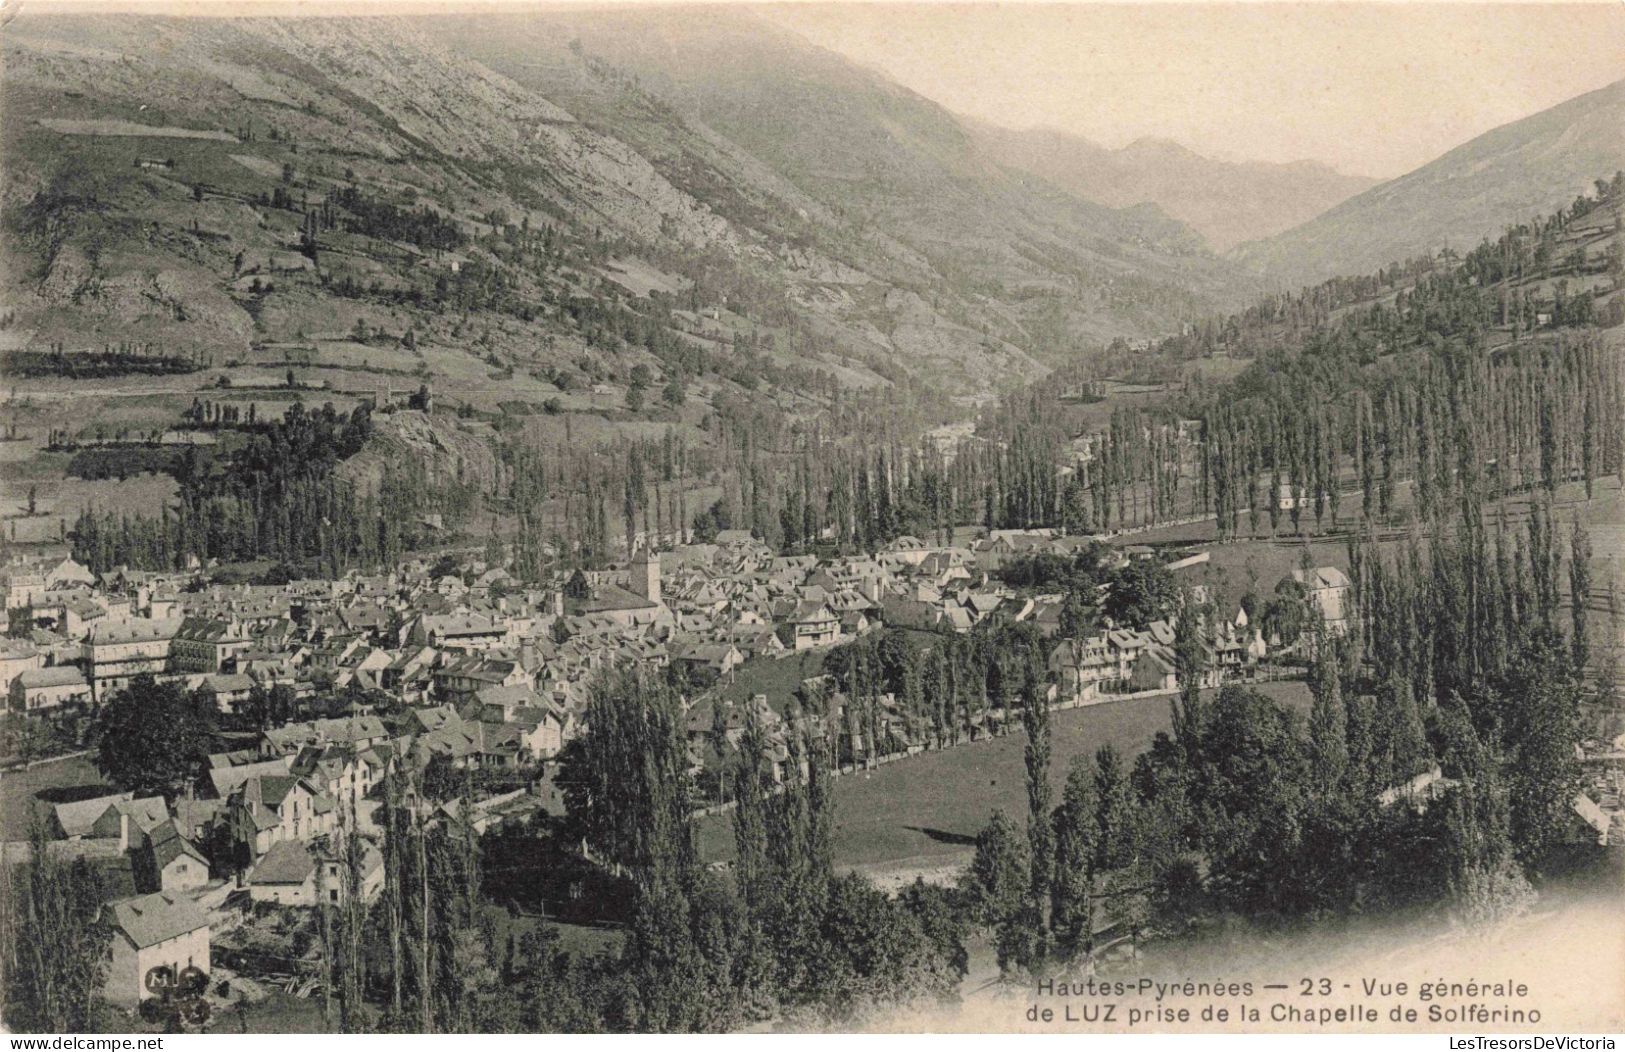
[[696, 680, 1313, 877]]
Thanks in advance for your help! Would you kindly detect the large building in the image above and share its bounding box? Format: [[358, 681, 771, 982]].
[[81, 617, 183, 700], [9, 664, 92, 713], [171, 617, 251, 674]]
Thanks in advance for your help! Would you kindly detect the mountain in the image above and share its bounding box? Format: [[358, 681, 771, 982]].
[[422, 8, 1250, 357], [0, 9, 1251, 411], [966, 122, 1377, 252], [1234, 78, 1625, 288]]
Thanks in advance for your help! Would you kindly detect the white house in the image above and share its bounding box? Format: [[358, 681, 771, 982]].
[[101, 891, 212, 1007], [246, 837, 384, 907]]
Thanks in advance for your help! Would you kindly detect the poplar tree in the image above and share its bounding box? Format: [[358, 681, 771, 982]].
[[1569, 520, 1592, 678], [1049, 757, 1098, 965]]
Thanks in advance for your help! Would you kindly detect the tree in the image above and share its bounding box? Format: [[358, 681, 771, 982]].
[[1194, 687, 1312, 915], [1103, 559, 1178, 629], [1170, 603, 1207, 759], [1093, 744, 1136, 872], [558, 670, 695, 878], [421, 752, 461, 801], [92, 674, 213, 799], [1049, 756, 1097, 963], [662, 374, 687, 407], [963, 809, 1028, 933], [1057, 590, 1096, 644], [1013, 669, 1053, 972], [1, 821, 109, 1032], [1569, 520, 1592, 678], [1306, 638, 1349, 794], [1261, 577, 1310, 650], [1372, 669, 1431, 786], [1500, 628, 1583, 867]]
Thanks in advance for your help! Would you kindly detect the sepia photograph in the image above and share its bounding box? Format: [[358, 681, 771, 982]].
[[0, 0, 1621, 1038]]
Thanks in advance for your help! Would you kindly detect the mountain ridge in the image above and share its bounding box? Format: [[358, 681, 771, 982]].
[[1233, 77, 1625, 287], [964, 119, 1379, 252], [0, 9, 1252, 402]]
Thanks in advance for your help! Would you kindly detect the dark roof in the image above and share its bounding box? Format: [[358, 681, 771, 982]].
[[575, 583, 659, 614], [248, 840, 316, 886], [105, 891, 210, 948]]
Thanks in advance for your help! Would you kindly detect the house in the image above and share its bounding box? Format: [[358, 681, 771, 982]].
[[51, 793, 169, 847], [1276, 484, 1312, 511], [670, 642, 744, 683], [729, 624, 785, 659], [290, 744, 385, 809], [1291, 566, 1352, 635], [134, 821, 210, 893], [196, 673, 254, 714], [878, 596, 941, 632], [9, 664, 92, 712], [714, 530, 769, 557], [0, 638, 44, 696], [435, 654, 530, 701], [1127, 648, 1178, 693], [410, 715, 493, 768], [1105, 629, 1148, 679], [505, 705, 572, 760], [785, 600, 839, 650], [101, 891, 212, 1007], [3, 557, 94, 609], [1049, 635, 1113, 701], [411, 613, 508, 650], [246, 836, 384, 907], [225, 774, 337, 863], [261, 716, 389, 758]]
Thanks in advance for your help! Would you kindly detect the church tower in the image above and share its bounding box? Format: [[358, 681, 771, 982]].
[[631, 543, 661, 606]]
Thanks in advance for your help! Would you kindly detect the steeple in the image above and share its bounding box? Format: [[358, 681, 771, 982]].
[[630, 542, 661, 606]]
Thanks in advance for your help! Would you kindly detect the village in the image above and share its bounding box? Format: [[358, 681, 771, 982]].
[[0, 517, 1369, 1020]]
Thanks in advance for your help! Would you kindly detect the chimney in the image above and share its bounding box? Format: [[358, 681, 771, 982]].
[[118, 812, 129, 853]]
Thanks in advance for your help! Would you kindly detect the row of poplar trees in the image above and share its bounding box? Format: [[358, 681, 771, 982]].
[[973, 496, 1602, 980]]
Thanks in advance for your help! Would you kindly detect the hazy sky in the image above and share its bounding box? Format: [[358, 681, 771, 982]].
[[24, 0, 1625, 179], [758, 2, 1625, 178]]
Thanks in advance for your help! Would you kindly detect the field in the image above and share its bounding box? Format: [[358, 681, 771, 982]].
[[0, 752, 108, 837], [696, 680, 1312, 879]]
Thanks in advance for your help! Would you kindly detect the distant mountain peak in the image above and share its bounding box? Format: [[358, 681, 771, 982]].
[[1235, 78, 1625, 286], [965, 121, 1378, 251]]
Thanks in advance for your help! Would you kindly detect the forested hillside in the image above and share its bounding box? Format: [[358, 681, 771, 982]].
[[51, 173, 1625, 579]]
